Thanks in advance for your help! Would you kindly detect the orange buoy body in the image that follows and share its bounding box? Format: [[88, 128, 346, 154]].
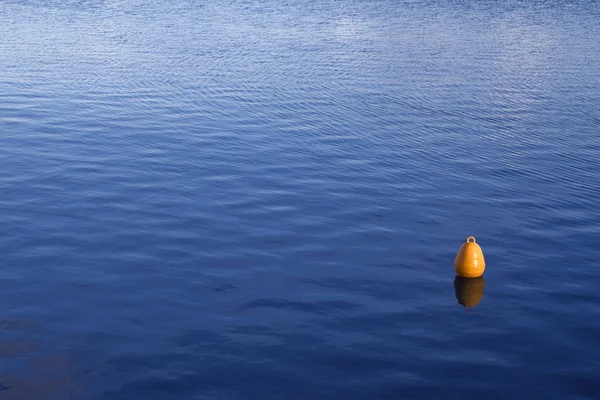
[[454, 236, 486, 278], [454, 276, 485, 308]]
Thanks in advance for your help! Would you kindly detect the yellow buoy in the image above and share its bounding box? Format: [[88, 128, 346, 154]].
[[454, 236, 486, 278], [453, 276, 485, 308]]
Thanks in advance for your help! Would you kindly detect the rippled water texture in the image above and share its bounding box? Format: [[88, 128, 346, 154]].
[[1, 0, 599, 398]]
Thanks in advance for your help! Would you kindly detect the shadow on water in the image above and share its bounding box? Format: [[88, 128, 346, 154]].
[[453, 276, 485, 309], [0, 320, 84, 400]]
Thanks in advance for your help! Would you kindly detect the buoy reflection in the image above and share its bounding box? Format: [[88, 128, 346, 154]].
[[453, 276, 485, 309]]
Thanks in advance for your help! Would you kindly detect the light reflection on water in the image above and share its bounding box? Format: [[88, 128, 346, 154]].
[[0, 321, 84, 399]]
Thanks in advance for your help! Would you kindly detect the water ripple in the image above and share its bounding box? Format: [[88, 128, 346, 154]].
[[1, 0, 600, 398]]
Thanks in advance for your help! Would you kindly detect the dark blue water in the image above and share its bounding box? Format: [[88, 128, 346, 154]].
[[1, 0, 600, 398]]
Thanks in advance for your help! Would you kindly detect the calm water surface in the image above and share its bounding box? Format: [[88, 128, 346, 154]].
[[1, 0, 599, 398]]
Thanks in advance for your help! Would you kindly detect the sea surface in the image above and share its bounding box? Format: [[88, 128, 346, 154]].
[[1, 0, 599, 398]]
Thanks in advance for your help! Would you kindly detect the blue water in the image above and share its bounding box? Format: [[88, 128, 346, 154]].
[[1, 0, 600, 398]]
